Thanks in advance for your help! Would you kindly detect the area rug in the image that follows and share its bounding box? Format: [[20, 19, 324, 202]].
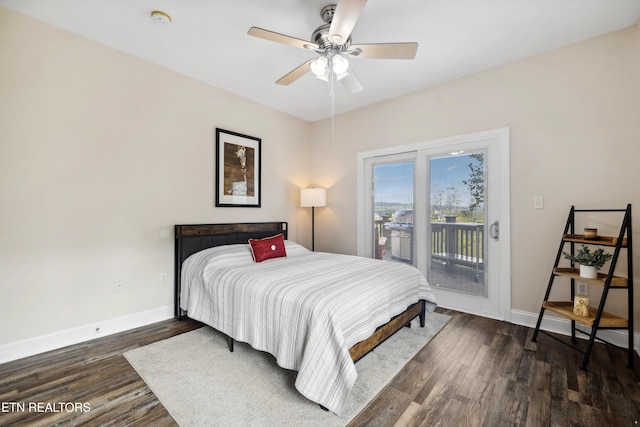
[[124, 311, 450, 427]]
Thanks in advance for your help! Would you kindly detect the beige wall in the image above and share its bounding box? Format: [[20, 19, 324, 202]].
[[0, 8, 312, 345], [1, 5, 639, 350], [310, 23, 640, 325]]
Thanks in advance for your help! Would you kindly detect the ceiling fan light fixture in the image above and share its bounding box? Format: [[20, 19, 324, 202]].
[[332, 54, 349, 74], [310, 56, 328, 76]]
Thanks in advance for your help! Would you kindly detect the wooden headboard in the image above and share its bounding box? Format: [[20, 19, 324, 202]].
[[174, 222, 288, 319]]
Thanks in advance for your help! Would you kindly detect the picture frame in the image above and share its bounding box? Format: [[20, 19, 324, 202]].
[[215, 128, 261, 207]]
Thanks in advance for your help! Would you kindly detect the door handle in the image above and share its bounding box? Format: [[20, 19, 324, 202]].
[[490, 221, 499, 241]]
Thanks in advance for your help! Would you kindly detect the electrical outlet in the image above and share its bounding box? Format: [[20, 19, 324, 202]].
[[115, 279, 125, 292], [577, 282, 588, 296], [161, 273, 168, 285]]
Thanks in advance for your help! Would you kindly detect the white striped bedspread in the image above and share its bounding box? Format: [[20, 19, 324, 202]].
[[180, 241, 437, 414]]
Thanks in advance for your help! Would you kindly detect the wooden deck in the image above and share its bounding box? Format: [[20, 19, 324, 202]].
[[383, 250, 486, 297], [429, 259, 486, 297]]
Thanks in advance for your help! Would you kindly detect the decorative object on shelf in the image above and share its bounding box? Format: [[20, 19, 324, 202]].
[[562, 245, 612, 279], [215, 128, 261, 207], [300, 187, 327, 251], [573, 294, 589, 317], [583, 228, 598, 239], [579, 265, 597, 279]]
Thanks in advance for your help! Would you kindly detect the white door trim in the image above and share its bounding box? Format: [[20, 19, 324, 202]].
[[357, 128, 511, 321]]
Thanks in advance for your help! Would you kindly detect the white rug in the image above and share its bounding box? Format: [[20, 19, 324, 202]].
[[124, 311, 450, 427]]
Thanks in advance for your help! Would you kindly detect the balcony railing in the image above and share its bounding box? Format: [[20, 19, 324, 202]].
[[375, 220, 485, 275]]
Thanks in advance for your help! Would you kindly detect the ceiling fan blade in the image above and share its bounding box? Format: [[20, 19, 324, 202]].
[[329, 0, 368, 44], [348, 43, 418, 59], [338, 67, 364, 94], [276, 59, 315, 86], [248, 27, 319, 50]]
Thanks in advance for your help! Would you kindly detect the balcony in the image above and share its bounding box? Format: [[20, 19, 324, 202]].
[[375, 219, 485, 293]]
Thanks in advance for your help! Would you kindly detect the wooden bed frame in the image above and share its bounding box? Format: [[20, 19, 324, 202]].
[[174, 221, 427, 363]]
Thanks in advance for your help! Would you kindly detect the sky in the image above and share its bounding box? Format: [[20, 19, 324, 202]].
[[374, 162, 414, 205], [374, 153, 482, 207]]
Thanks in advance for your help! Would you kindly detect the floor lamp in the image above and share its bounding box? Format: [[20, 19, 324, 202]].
[[300, 188, 327, 251]]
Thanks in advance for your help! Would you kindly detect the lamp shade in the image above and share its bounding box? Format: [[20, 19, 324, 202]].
[[300, 188, 327, 207]]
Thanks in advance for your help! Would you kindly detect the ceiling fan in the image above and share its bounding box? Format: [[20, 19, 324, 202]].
[[248, 0, 418, 94]]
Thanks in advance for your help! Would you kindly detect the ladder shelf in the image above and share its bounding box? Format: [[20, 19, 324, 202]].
[[531, 205, 633, 370]]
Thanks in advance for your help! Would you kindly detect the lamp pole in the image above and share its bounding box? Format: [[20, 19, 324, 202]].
[[311, 206, 316, 251], [300, 188, 327, 252]]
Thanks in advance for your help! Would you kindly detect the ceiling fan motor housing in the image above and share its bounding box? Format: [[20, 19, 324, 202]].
[[312, 5, 351, 52], [312, 24, 350, 51]]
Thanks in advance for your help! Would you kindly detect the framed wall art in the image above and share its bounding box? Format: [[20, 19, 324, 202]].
[[215, 128, 261, 207]]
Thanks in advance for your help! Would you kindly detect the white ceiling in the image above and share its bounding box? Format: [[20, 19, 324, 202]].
[[2, 0, 640, 122]]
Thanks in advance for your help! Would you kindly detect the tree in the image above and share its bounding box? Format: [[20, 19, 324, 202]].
[[431, 189, 444, 221], [462, 153, 484, 220], [445, 186, 460, 215]]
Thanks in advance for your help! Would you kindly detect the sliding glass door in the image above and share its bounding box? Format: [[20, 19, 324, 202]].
[[357, 129, 510, 321], [428, 151, 487, 297]]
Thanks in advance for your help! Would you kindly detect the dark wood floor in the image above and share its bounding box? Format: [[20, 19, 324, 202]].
[[1, 309, 639, 426]]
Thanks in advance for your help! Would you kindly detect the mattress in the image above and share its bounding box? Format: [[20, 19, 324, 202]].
[[180, 241, 436, 414]]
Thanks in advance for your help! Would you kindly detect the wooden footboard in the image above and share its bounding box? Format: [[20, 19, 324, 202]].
[[222, 299, 427, 364], [349, 300, 426, 363]]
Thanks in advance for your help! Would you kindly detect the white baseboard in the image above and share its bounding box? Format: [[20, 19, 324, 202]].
[[0, 305, 174, 364], [2, 305, 635, 365], [511, 309, 640, 355]]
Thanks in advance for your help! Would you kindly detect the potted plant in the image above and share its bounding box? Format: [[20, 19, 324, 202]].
[[563, 245, 613, 279]]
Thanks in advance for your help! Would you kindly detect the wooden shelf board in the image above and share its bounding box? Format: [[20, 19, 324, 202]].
[[543, 301, 628, 328], [553, 268, 628, 287], [563, 234, 627, 247]]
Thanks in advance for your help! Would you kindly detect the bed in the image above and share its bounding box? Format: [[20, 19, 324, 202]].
[[174, 222, 437, 414]]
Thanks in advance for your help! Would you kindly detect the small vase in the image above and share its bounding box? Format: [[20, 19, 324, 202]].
[[579, 265, 597, 279]]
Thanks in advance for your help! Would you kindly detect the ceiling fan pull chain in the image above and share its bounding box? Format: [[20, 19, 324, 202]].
[[330, 93, 335, 132], [330, 64, 335, 133]]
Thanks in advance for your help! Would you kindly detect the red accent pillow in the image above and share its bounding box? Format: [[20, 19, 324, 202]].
[[249, 234, 287, 263]]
